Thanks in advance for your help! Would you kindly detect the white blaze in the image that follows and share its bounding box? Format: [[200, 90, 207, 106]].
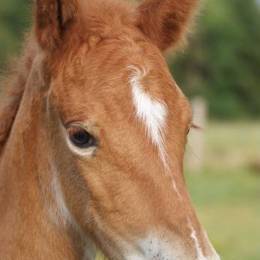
[[129, 66, 168, 169], [128, 66, 182, 197]]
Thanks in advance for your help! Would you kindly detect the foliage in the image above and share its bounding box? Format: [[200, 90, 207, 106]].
[[170, 0, 260, 119], [0, 0, 30, 71], [186, 121, 260, 260], [187, 168, 260, 260]]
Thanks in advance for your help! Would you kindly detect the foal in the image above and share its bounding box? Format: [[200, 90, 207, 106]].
[[0, 0, 220, 259]]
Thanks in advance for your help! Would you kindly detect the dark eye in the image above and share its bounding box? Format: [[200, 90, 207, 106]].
[[67, 126, 96, 148]]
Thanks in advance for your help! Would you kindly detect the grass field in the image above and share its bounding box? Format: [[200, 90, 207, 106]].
[[186, 122, 260, 260]]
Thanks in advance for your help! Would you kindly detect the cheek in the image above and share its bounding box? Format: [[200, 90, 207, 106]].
[[165, 129, 186, 164], [79, 163, 153, 230]]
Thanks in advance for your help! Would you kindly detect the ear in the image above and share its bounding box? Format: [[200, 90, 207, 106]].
[[35, 0, 79, 51], [136, 0, 199, 51]]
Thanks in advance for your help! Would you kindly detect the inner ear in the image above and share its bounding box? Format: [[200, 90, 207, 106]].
[[136, 0, 199, 51], [35, 0, 79, 51]]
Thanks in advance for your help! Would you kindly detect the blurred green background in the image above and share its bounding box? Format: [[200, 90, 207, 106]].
[[0, 0, 259, 259]]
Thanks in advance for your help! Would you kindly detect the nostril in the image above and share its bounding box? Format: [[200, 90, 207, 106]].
[[148, 250, 169, 260], [139, 236, 174, 260]]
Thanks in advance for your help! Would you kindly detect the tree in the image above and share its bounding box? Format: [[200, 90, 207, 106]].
[[0, 0, 30, 70], [170, 0, 260, 119]]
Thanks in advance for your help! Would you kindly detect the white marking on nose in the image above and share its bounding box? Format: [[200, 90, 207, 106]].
[[188, 218, 221, 260], [188, 217, 206, 260], [191, 232, 206, 259]]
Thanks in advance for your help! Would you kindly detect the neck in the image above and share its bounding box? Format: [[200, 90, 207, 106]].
[[0, 35, 38, 153], [0, 55, 94, 260]]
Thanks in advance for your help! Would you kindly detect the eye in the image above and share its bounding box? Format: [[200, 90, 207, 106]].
[[67, 125, 96, 149]]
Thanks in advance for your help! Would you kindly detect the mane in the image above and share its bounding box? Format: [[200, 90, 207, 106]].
[[0, 34, 37, 148]]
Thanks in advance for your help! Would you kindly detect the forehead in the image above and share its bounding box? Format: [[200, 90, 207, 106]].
[[51, 36, 191, 126]]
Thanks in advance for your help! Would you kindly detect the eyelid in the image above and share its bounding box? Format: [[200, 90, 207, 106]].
[[65, 122, 86, 129], [65, 122, 99, 139], [65, 128, 98, 158], [191, 123, 202, 130], [66, 118, 99, 129]]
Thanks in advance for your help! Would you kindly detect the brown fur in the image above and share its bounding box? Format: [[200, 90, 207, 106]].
[[0, 1, 218, 259], [137, 0, 199, 50]]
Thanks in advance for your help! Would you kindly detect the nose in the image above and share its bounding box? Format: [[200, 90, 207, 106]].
[[122, 233, 220, 260]]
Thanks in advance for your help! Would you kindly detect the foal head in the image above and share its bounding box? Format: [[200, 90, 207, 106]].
[[32, 0, 220, 259]]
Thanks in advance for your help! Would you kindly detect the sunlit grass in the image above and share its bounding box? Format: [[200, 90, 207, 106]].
[[186, 122, 260, 260], [205, 121, 260, 169], [187, 169, 260, 260]]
